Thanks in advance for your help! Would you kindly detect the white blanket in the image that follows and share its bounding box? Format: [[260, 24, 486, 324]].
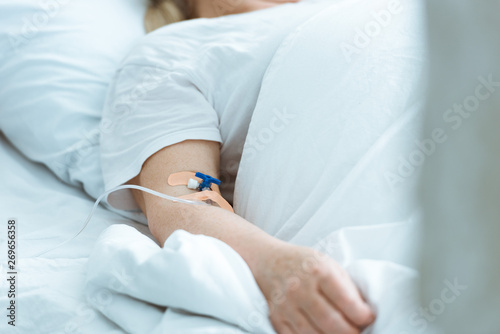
[[85, 0, 433, 333]]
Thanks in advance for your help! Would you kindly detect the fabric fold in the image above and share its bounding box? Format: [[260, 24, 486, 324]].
[[85, 225, 274, 334]]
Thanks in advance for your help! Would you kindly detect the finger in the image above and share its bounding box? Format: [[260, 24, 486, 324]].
[[318, 269, 375, 327], [299, 308, 325, 334], [271, 317, 300, 334], [301, 296, 360, 334], [281, 321, 300, 334], [287, 308, 320, 334]]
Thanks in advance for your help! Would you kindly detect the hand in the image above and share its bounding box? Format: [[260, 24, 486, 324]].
[[254, 243, 375, 334]]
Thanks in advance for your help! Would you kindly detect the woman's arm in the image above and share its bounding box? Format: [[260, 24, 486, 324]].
[[130, 140, 375, 334], [129, 140, 277, 266]]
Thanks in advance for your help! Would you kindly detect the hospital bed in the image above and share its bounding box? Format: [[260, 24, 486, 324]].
[[0, 0, 455, 333], [0, 134, 145, 333]]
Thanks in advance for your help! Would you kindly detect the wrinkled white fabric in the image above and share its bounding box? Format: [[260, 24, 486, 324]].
[[100, 0, 334, 215], [234, 0, 430, 331], [85, 226, 273, 334], [0, 0, 146, 200], [85, 0, 434, 333]]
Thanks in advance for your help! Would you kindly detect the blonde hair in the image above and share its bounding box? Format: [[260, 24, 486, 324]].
[[144, 0, 190, 33]]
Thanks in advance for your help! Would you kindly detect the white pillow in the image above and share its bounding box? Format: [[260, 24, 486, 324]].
[[0, 0, 146, 198]]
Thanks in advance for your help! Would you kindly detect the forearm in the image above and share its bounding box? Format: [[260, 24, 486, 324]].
[[128, 140, 284, 276], [128, 140, 375, 333], [146, 200, 284, 276]]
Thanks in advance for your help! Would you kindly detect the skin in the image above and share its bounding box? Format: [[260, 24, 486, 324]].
[[132, 1, 376, 333], [189, 0, 302, 19], [130, 141, 375, 334]]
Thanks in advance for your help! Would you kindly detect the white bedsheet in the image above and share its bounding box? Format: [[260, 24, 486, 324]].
[[235, 0, 431, 331], [83, 0, 436, 333], [0, 135, 151, 334]]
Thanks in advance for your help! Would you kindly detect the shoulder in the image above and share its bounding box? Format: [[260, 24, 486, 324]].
[[116, 3, 306, 71], [117, 19, 206, 71], [117, 16, 259, 71]]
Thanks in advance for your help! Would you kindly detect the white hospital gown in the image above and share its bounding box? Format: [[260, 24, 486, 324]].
[[100, 1, 332, 220]]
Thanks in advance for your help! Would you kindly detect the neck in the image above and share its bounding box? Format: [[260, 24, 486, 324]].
[[189, 0, 219, 19]]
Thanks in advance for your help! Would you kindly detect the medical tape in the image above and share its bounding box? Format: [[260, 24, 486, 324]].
[[168, 171, 233, 212]]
